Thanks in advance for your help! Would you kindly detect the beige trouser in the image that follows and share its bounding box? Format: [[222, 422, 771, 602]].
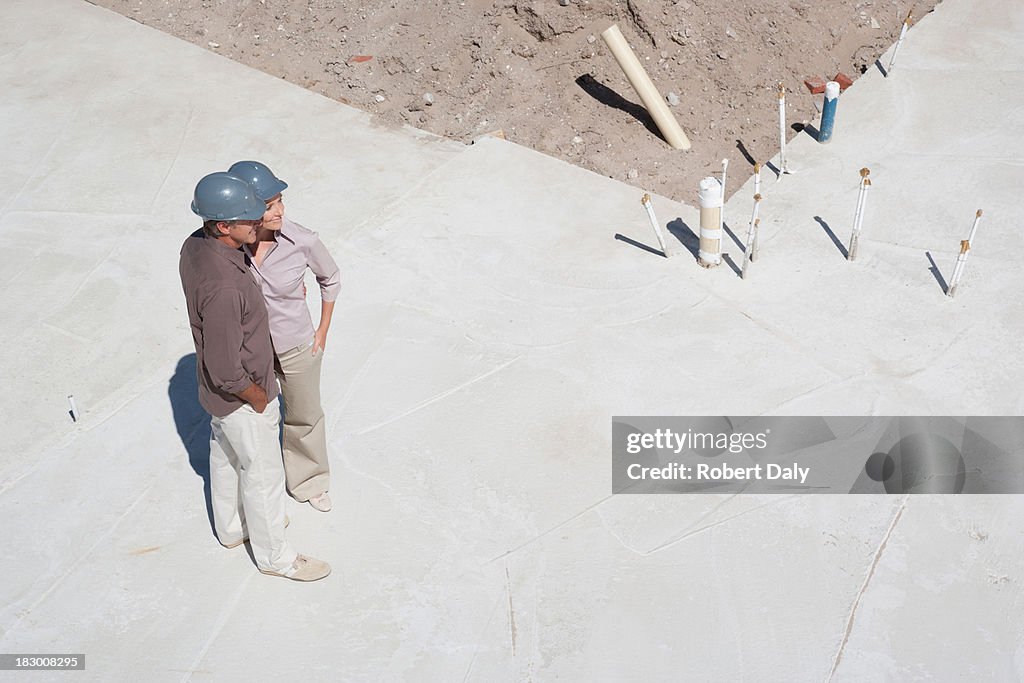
[[209, 397, 297, 573], [275, 341, 330, 502]]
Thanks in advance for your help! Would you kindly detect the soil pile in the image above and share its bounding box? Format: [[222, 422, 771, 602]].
[[95, 0, 937, 201]]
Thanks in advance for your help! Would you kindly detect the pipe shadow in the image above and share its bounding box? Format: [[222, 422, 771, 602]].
[[925, 251, 949, 293], [723, 221, 745, 251], [800, 122, 821, 141], [814, 215, 849, 258], [169, 354, 215, 536], [875, 59, 889, 78], [666, 218, 699, 260], [765, 160, 781, 178], [722, 252, 742, 278], [615, 233, 665, 258], [735, 139, 757, 167], [576, 74, 663, 142]]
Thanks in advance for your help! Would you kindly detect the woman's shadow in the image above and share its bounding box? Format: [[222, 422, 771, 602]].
[[168, 354, 215, 535]]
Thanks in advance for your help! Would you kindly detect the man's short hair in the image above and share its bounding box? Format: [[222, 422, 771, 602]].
[[203, 219, 227, 238]]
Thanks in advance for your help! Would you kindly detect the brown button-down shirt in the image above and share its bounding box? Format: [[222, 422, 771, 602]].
[[179, 229, 279, 418], [246, 217, 341, 353]]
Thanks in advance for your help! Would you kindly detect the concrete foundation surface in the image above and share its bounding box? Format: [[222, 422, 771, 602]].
[[1, 0, 1021, 680]]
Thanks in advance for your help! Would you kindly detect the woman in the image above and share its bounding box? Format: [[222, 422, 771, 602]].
[[229, 160, 340, 512]]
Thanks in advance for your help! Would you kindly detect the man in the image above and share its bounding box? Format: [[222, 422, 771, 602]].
[[178, 171, 330, 581], [228, 160, 339, 513]]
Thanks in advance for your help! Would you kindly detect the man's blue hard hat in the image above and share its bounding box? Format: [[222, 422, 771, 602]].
[[191, 172, 266, 221], [227, 160, 288, 201]]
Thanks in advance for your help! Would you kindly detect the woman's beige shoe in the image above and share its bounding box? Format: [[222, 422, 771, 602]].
[[308, 491, 332, 512]]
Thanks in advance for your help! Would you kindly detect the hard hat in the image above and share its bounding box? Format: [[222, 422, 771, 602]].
[[227, 160, 288, 201], [190, 172, 266, 221]]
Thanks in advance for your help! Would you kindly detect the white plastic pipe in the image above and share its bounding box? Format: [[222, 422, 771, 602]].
[[742, 196, 762, 279], [641, 193, 670, 257], [752, 218, 761, 264], [601, 24, 691, 150], [887, 12, 912, 76], [949, 211, 983, 297], [720, 158, 728, 235], [698, 176, 723, 267], [751, 212, 762, 262], [68, 394, 79, 422], [777, 83, 792, 177], [753, 162, 762, 196], [848, 179, 871, 261], [967, 209, 983, 245], [848, 168, 871, 261], [947, 240, 971, 297]]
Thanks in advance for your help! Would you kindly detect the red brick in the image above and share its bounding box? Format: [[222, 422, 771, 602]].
[[832, 72, 854, 91], [803, 76, 827, 94]]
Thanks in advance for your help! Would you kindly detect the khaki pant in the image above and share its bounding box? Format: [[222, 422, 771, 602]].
[[275, 341, 330, 502], [210, 397, 297, 573]]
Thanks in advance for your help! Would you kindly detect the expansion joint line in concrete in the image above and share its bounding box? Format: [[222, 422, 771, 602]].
[[341, 146, 472, 241], [638, 494, 802, 555], [461, 591, 505, 683], [180, 572, 256, 683], [353, 354, 521, 436], [484, 493, 615, 565], [826, 495, 908, 681], [5, 478, 160, 635], [505, 563, 518, 657]]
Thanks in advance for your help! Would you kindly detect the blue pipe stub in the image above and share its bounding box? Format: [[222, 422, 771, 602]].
[[818, 81, 841, 144]]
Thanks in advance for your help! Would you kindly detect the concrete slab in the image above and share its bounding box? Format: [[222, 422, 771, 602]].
[[1, 0, 1022, 680]]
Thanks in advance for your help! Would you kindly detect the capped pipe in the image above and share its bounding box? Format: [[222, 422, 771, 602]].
[[742, 196, 762, 279], [887, 11, 913, 76], [641, 193, 670, 257], [818, 81, 840, 144], [847, 168, 871, 261], [777, 83, 793, 177], [967, 208, 983, 245], [947, 240, 971, 298], [720, 158, 729, 236], [948, 210, 983, 297], [698, 176, 723, 267]]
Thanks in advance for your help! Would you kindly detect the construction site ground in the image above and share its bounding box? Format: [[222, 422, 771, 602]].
[[1, 0, 1022, 680]]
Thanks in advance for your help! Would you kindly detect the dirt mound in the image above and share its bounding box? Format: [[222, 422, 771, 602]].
[[96, 0, 936, 202]]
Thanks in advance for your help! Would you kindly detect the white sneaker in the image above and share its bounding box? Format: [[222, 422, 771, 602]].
[[260, 554, 331, 582], [308, 491, 332, 512]]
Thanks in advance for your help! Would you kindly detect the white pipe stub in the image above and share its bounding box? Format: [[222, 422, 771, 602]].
[[698, 176, 723, 267]]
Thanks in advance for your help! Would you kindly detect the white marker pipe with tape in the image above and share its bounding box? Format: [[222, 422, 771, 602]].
[[847, 168, 871, 261], [720, 158, 729, 237], [641, 193, 670, 257], [967, 209, 983, 245], [947, 240, 971, 298], [778, 83, 792, 177], [698, 176, 723, 267], [742, 196, 762, 279], [948, 211, 983, 297], [887, 12, 913, 76]]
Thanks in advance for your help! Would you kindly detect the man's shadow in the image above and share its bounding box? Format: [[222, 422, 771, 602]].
[[168, 354, 214, 535]]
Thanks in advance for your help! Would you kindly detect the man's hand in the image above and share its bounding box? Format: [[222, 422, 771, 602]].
[[236, 382, 269, 413]]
